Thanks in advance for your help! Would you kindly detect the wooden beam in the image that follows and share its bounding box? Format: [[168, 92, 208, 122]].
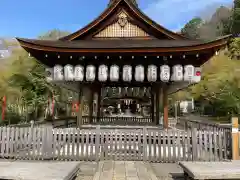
[[88, 89, 94, 124], [155, 85, 160, 125], [163, 84, 168, 129], [167, 82, 194, 95], [77, 85, 83, 128], [97, 87, 102, 123], [52, 81, 79, 92], [151, 86, 155, 124]]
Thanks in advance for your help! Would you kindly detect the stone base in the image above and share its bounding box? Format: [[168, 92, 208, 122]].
[[0, 160, 80, 180]]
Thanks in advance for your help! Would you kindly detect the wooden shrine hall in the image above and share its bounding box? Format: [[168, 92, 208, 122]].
[[16, 0, 231, 128]]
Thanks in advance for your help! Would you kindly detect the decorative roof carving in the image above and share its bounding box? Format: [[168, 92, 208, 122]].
[[118, 12, 128, 27], [94, 11, 150, 38]]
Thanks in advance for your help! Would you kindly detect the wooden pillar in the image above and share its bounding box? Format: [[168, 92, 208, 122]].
[[160, 86, 163, 125], [163, 84, 168, 129], [232, 117, 239, 160], [96, 87, 102, 123], [151, 87, 155, 124], [77, 86, 83, 128], [88, 89, 94, 124], [155, 85, 160, 125]]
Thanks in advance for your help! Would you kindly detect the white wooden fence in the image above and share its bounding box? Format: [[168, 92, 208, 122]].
[[0, 125, 231, 162]]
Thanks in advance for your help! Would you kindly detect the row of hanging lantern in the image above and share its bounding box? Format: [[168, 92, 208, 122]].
[[46, 64, 201, 82]]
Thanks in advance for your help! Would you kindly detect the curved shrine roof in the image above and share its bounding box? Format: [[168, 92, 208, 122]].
[[17, 35, 231, 54], [16, 0, 231, 58]]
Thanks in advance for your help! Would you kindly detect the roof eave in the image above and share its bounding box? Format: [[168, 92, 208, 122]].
[[16, 35, 231, 54]]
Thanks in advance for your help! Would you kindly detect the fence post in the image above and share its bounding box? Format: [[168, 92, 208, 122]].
[[191, 127, 198, 161], [231, 117, 239, 160], [65, 119, 69, 128], [42, 123, 53, 160], [30, 120, 34, 128], [143, 127, 147, 161], [95, 125, 100, 161]]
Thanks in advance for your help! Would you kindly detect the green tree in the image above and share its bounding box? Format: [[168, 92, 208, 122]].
[[181, 17, 203, 39], [210, 6, 232, 36], [228, 38, 240, 59], [231, 0, 240, 35], [182, 6, 232, 40], [0, 29, 78, 124], [187, 52, 240, 116]]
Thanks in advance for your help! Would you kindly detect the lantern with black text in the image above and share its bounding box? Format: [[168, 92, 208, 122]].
[[53, 65, 64, 81], [184, 65, 194, 82], [122, 65, 132, 82], [135, 65, 144, 82], [160, 65, 170, 82], [98, 65, 108, 82], [86, 65, 96, 81], [74, 65, 84, 81], [110, 65, 119, 81], [147, 65, 157, 82], [171, 65, 183, 81], [45, 68, 53, 82], [64, 64, 74, 81]]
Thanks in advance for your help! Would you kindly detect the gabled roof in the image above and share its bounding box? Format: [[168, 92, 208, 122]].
[[60, 0, 187, 41]]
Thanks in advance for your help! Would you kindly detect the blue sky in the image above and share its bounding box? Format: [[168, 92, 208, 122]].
[[1, 0, 232, 38]]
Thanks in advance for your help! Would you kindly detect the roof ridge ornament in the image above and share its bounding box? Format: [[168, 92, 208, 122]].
[[108, 0, 138, 7]]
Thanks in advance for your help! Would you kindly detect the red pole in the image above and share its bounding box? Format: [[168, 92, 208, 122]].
[[2, 96, 6, 121]]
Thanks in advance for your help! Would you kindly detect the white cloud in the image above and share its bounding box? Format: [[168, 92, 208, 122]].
[[143, 0, 232, 31]]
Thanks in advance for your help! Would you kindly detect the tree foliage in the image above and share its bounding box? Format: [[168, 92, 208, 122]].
[[228, 38, 240, 59], [174, 51, 240, 116], [0, 30, 79, 124], [178, 4, 240, 117], [231, 0, 240, 35], [181, 6, 232, 40], [181, 17, 203, 39]]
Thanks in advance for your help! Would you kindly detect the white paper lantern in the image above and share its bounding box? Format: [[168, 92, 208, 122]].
[[123, 65, 132, 82], [74, 65, 84, 81], [160, 65, 170, 82], [45, 68, 53, 82], [135, 65, 144, 82], [171, 65, 183, 81], [86, 65, 96, 81], [53, 65, 64, 81], [64, 64, 74, 81], [110, 65, 119, 81], [184, 65, 195, 82], [147, 65, 157, 82], [98, 65, 108, 82]]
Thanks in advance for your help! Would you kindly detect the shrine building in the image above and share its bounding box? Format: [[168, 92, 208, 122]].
[[16, 0, 231, 128]]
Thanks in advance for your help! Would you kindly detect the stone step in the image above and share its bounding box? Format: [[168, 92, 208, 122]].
[[92, 161, 159, 180]]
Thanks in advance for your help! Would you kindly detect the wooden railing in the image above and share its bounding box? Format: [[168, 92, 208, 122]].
[[0, 121, 232, 162], [48, 116, 155, 128]]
